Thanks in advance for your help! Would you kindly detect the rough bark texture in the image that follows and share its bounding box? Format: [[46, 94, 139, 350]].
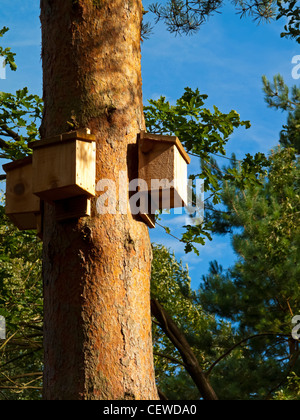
[[40, 0, 158, 400]]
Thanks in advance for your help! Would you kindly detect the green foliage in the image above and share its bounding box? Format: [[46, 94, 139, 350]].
[[0, 27, 42, 163], [0, 202, 43, 400], [280, 107, 300, 153], [0, 27, 17, 72], [145, 88, 270, 253], [151, 244, 235, 399], [200, 147, 300, 399], [0, 88, 43, 161], [263, 75, 300, 153], [148, 0, 280, 35], [262, 74, 300, 111], [274, 373, 300, 400], [0, 30, 43, 399], [148, 0, 223, 35], [277, 0, 300, 43], [146, 0, 300, 41], [145, 88, 251, 156]]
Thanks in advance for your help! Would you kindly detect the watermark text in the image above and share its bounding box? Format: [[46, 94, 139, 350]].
[[95, 172, 204, 225], [0, 316, 6, 340], [0, 57, 6, 80], [292, 55, 300, 80], [292, 315, 300, 341]]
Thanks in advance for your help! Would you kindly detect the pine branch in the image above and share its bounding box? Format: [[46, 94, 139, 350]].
[[153, 351, 188, 369], [151, 297, 218, 400], [206, 332, 289, 376], [0, 372, 42, 384]]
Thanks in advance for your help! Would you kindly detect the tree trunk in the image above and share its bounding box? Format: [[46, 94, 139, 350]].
[[40, 0, 158, 400]]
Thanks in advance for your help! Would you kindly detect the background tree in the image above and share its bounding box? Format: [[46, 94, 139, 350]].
[[144, 88, 269, 253], [263, 74, 300, 153], [151, 244, 234, 400], [0, 36, 42, 399], [276, 0, 300, 43], [0, 205, 42, 400], [142, 1, 300, 43], [147, 0, 296, 38], [200, 145, 300, 399]]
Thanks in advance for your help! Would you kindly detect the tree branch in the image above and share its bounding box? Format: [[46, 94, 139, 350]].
[[206, 333, 289, 376], [153, 351, 188, 369], [151, 298, 218, 400], [157, 388, 168, 400], [0, 136, 10, 150], [0, 385, 42, 390], [0, 348, 43, 370], [0, 372, 43, 384], [0, 123, 22, 142]]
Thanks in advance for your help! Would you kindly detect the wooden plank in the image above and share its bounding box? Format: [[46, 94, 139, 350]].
[[138, 132, 190, 212], [8, 212, 38, 231], [75, 139, 96, 197], [30, 129, 96, 150], [36, 212, 43, 240], [32, 138, 96, 202], [3, 156, 33, 172], [32, 140, 77, 201], [4, 157, 41, 230], [139, 131, 191, 164], [140, 213, 156, 229]]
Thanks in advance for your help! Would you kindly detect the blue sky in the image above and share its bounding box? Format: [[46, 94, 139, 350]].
[[0, 0, 298, 289]]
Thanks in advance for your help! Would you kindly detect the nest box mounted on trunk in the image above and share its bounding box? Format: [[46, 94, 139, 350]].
[[31, 129, 96, 202], [138, 131, 191, 228], [31, 129, 96, 221], [3, 156, 41, 232]]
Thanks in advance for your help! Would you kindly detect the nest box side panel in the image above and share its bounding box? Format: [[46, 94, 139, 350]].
[[75, 140, 96, 198], [173, 146, 188, 207], [8, 212, 38, 231]]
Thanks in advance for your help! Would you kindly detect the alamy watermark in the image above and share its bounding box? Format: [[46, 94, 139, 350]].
[[96, 172, 204, 225], [292, 55, 300, 80], [0, 316, 5, 340], [0, 57, 6, 80], [292, 315, 300, 341]]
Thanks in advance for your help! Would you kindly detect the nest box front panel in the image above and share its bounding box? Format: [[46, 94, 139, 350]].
[[32, 139, 96, 202], [138, 132, 190, 212]]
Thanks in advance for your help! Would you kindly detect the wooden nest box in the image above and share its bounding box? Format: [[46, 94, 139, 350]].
[[138, 131, 191, 214], [31, 129, 96, 202], [3, 156, 41, 231]]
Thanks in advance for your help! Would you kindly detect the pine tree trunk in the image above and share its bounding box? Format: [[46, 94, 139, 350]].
[[40, 0, 158, 400]]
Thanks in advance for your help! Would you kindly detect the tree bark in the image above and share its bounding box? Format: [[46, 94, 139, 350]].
[[40, 0, 158, 400]]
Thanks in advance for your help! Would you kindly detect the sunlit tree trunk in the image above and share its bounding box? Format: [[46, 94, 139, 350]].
[[40, 0, 158, 400]]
